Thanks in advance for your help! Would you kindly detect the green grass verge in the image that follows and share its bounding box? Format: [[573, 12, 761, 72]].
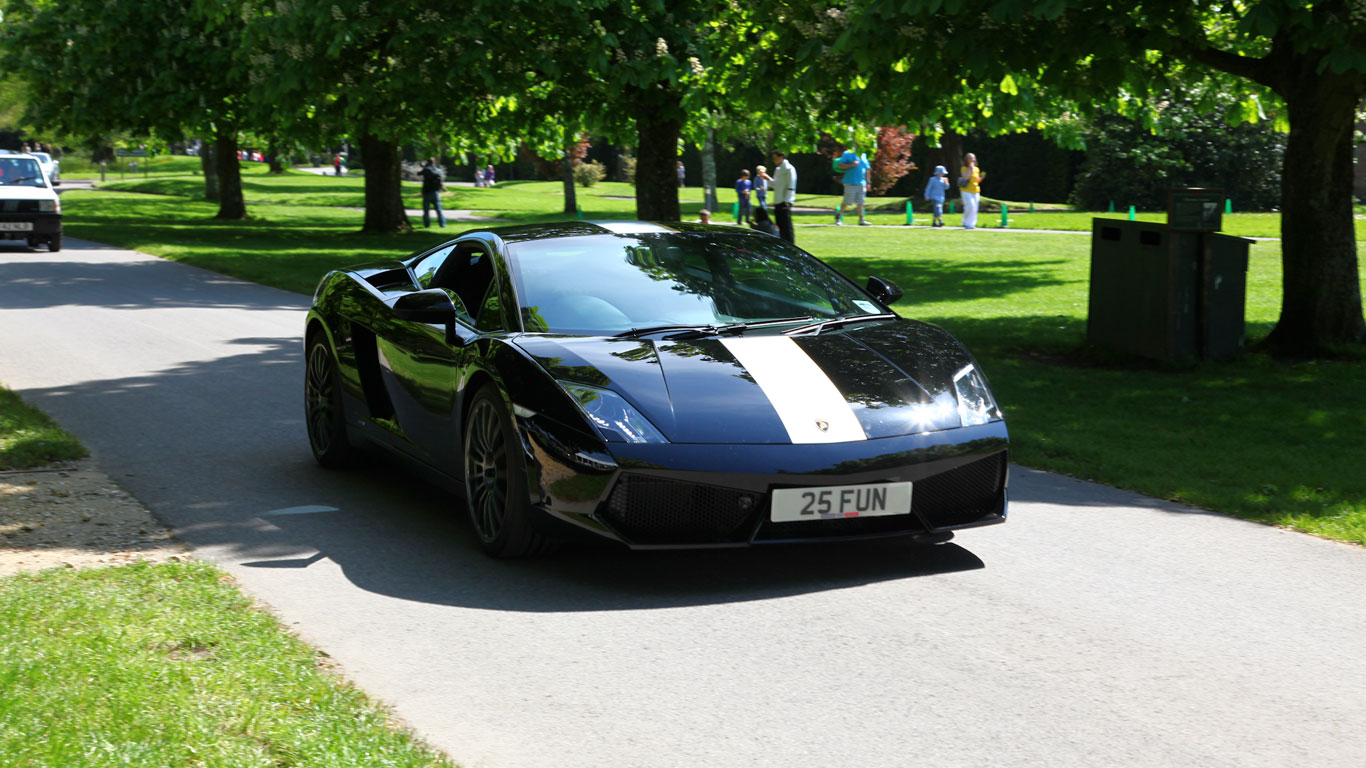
[[58, 182, 1366, 546], [0, 561, 453, 767], [0, 384, 86, 470]]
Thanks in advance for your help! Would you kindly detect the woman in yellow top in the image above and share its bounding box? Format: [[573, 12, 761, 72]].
[[959, 153, 985, 230]]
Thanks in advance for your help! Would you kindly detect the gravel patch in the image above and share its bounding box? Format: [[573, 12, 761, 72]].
[[0, 460, 185, 576]]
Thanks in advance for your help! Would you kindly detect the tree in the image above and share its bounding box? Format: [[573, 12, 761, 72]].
[[241, 0, 507, 233], [760, 0, 1365, 355], [869, 126, 917, 196], [1, 0, 254, 218]]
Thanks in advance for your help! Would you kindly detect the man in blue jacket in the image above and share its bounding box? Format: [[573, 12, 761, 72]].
[[836, 147, 871, 226]]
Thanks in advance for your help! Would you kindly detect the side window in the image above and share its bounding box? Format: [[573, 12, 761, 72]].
[[433, 243, 497, 322], [476, 290, 504, 332], [412, 245, 455, 289]]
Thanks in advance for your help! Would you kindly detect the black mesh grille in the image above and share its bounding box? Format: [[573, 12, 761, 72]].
[[0, 201, 40, 213], [600, 475, 759, 545], [913, 452, 1007, 529]]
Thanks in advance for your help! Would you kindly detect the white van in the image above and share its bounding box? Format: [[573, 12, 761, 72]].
[[0, 153, 62, 251]]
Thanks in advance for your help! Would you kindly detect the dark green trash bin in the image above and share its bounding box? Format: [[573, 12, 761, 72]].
[[1087, 219, 1250, 362]]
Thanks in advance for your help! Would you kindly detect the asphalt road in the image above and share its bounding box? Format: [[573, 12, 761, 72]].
[[2, 238, 1363, 768]]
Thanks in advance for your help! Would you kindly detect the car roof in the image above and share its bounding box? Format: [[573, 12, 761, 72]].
[[481, 220, 771, 244]]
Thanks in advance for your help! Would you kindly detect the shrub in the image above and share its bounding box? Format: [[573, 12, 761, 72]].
[[1071, 97, 1285, 211], [574, 159, 606, 187], [618, 154, 636, 183], [869, 126, 917, 196]]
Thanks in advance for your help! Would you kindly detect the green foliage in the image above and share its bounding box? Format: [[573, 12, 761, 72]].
[[573, 159, 607, 187], [1071, 99, 1285, 211]]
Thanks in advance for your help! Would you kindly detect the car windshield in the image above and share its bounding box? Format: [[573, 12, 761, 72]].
[[507, 232, 887, 335], [0, 158, 46, 186]]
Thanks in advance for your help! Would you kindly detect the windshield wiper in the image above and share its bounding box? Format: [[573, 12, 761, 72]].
[[614, 316, 815, 341], [614, 324, 718, 339], [784, 313, 897, 336], [662, 316, 815, 340]]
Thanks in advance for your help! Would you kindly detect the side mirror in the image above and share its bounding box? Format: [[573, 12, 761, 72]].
[[865, 276, 903, 306], [394, 288, 460, 323], [393, 289, 474, 346]]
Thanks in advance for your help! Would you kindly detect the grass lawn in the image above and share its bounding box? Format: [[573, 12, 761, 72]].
[[0, 561, 454, 767], [0, 388, 454, 767], [56, 172, 1366, 546], [0, 383, 86, 470]]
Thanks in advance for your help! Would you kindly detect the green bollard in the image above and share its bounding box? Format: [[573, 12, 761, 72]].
[[1029, 201, 1034, 213], [576, 205, 583, 220], [1000, 205, 1009, 228], [836, 208, 843, 225], [1128, 205, 1136, 221], [1225, 198, 1232, 214], [906, 201, 913, 226], [733, 201, 740, 222], [949, 200, 956, 215], [1108, 200, 1115, 213]]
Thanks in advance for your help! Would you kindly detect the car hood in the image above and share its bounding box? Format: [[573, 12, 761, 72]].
[[0, 185, 57, 200], [514, 319, 987, 445]]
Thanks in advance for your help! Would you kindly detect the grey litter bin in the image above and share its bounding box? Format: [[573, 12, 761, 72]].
[[1087, 219, 1250, 362]]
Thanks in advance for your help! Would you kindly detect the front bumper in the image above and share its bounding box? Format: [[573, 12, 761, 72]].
[[0, 211, 61, 240], [521, 417, 1009, 548]]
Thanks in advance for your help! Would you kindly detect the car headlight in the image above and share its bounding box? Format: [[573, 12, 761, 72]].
[[953, 364, 1000, 426], [39, 199, 59, 213], [558, 381, 668, 444]]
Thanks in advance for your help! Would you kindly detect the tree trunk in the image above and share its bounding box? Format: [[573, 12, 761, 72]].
[[1260, 73, 1366, 354], [267, 142, 286, 174], [360, 133, 412, 234], [701, 127, 719, 214], [214, 132, 246, 220], [562, 143, 578, 217], [633, 84, 684, 221], [200, 142, 219, 202]]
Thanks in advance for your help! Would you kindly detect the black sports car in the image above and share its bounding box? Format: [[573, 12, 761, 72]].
[[305, 221, 1008, 556]]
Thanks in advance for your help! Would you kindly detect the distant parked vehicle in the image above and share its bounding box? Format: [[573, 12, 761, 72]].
[[29, 152, 59, 185], [0, 153, 62, 251]]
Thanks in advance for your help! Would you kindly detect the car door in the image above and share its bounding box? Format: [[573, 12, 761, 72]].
[[375, 239, 501, 473]]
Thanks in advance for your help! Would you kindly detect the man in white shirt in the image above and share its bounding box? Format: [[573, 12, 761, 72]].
[[770, 151, 797, 244]]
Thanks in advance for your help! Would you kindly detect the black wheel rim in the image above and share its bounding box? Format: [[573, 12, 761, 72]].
[[305, 343, 336, 456], [466, 399, 508, 542]]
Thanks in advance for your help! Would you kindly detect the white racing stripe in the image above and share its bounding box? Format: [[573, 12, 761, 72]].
[[720, 336, 866, 443]]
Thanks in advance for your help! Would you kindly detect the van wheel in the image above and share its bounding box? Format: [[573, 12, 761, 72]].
[[48, 233, 62, 252]]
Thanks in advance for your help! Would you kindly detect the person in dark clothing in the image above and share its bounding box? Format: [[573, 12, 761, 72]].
[[420, 158, 446, 228], [749, 205, 780, 237]]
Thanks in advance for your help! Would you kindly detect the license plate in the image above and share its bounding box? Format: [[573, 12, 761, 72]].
[[0, 222, 33, 231], [771, 482, 912, 523]]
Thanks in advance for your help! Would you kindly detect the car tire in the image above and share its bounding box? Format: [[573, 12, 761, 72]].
[[25, 235, 37, 250], [48, 233, 61, 252], [463, 383, 555, 558], [304, 337, 359, 468]]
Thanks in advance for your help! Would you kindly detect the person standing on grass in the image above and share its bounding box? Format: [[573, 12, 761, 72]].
[[753, 164, 771, 210], [420, 158, 446, 228], [735, 169, 753, 225], [959, 152, 985, 229], [333, 152, 342, 176], [677, 160, 686, 188], [836, 146, 872, 226], [924, 165, 949, 228], [770, 151, 797, 244]]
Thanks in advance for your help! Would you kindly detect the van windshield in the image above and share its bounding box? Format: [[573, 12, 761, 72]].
[[0, 158, 47, 187]]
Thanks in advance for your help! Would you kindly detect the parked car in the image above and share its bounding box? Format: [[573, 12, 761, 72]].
[[29, 151, 59, 185], [0, 153, 62, 251], [304, 222, 1008, 556]]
